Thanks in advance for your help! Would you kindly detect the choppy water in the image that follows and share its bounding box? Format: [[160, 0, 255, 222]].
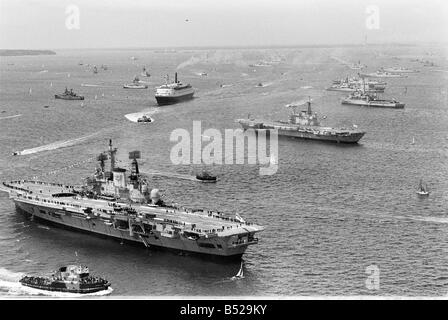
[[0, 45, 447, 297]]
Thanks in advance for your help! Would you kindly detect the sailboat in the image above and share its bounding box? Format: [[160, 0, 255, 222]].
[[141, 66, 151, 77], [416, 179, 429, 196], [231, 261, 244, 280]]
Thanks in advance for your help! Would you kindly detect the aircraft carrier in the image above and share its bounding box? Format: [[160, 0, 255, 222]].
[[0, 141, 264, 259], [236, 99, 365, 144]]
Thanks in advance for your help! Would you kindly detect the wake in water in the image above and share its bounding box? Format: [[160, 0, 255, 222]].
[[80, 83, 115, 88], [254, 82, 274, 88], [0, 268, 113, 297], [12, 130, 107, 156], [124, 108, 159, 123], [141, 170, 198, 182], [0, 114, 22, 121]]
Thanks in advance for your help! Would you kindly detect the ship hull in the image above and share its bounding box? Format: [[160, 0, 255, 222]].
[[14, 200, 247, 260], [239, 123, 364, 144], [20, 281, 110, 294], [341, 100, 405, 109], [155, 92, 194, 105], [55, 95, 84, 100]]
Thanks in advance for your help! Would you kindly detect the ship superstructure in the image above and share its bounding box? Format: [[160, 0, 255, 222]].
[[0, 141, 263, 259]]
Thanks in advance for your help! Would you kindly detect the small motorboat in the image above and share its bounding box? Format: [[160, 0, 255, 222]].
[[123, 76, 148, 89], [137, 115, 153, 123], [20, 265, 111, 294], [416, 179, 429, 196], [196, 171, 217, 183]]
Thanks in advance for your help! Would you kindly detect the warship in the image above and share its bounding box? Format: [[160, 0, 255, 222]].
[[327, 78, 385, 93], [0, 141, 263, 259], [55, 88, 84, 100], [155, 72, 194, 105], [325, 79, 385, 93], [359, 69, 406, 78], [383, 67, 418, 73], [20, 265, 111, 294], [236, 98, 365, 144], [341, 91, 405, 109]]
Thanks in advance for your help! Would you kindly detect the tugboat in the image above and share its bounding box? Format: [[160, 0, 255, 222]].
[[341, 91, 405, 109], [123, 76, 148, 89], [196, 171, 217, 183], [416, 179, 429, 196], [155, 73, 194, 105], [237, 98, 366, 144], [20, 265, 111, 294], [55, 88, 84, 100]]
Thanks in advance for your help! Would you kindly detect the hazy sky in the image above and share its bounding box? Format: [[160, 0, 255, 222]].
[[0, 0, 447, 49]]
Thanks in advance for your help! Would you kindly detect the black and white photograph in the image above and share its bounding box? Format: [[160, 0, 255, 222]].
[[0, 0, 447, 306]]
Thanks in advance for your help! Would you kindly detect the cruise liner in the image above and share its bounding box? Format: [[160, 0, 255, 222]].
[[236, 99, 365, 144], [0, 141, 263, 259], [155, 73, 194, 105]]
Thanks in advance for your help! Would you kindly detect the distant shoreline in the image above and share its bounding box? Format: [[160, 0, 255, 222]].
[[0, 49, 56, 56]]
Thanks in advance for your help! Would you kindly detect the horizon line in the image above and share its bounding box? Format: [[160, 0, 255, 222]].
[[2, 41, 447, 52]]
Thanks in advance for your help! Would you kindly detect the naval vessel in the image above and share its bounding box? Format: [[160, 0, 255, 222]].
[[236, 99, 365, 144], [341, 91, 405, 109], [55, 88, 84, 100], [0, 141, 263, 259]]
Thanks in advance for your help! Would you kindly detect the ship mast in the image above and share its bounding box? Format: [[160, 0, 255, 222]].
[[306, 96, 312, 115], [108, 139, 117, 171]]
